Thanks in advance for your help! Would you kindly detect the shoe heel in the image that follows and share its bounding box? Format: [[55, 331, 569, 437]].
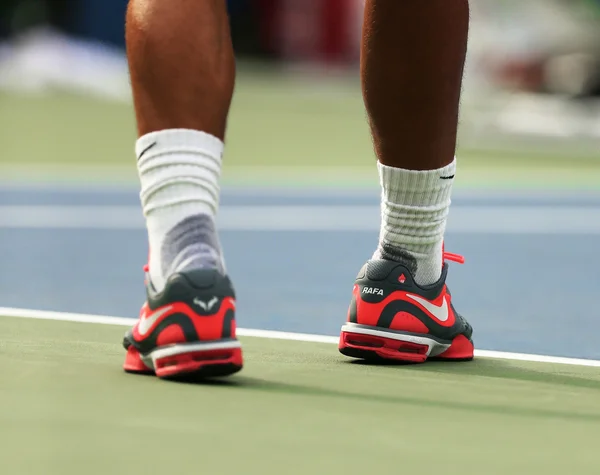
[[339, 330, 430, 363], [151, 340, 243, 379]]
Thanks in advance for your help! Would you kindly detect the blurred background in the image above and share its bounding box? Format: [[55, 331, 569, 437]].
[[1, 0, 600, 358], [1, 0, 599, 185]]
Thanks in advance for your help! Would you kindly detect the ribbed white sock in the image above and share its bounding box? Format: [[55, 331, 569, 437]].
[[373, 158, 456, 285], [136, 129, 225, 292]]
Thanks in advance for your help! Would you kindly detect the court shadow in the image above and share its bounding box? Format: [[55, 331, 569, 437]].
[[345, 355, 600, 390], [154, 356, 600, 423], [167, 377, 244, 387], [348, 359, 418, 367], [381, 358, 600, 391], [224, 372, 600, 423]]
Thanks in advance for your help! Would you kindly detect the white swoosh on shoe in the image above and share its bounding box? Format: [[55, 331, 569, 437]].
[[137, 305, 174, 336], [405, 294, 449, 322]]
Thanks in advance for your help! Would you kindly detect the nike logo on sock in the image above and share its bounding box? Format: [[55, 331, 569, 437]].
[[138, 142, 157, 161], [440, 175, 455, 180]]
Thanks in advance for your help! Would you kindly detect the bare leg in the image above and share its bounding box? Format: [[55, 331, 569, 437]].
[[361, 0, 469, 170], [364, 0, 470, 284], [127, 0, 235, 139]]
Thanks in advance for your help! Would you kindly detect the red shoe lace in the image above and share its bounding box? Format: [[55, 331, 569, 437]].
[[442, 243, 465, 264], [443, 251, 464, 264]]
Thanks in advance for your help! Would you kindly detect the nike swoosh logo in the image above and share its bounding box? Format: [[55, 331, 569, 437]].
[[137, 305, 173, 336], [405, 294, 449, 322], [137, 141, 157, 161], [440, 175, 455, 180]]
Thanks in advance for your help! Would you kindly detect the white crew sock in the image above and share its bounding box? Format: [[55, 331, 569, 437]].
[[136, 129, 225, 292], [373, 158, 456, 285]]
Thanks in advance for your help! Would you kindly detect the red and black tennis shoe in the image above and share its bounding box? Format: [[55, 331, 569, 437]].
[[123, 267, 243, 380], [339, 251, 474, 363]]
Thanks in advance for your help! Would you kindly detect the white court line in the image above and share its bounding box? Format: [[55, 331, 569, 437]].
[[2, 205, 600, 233], [2, 306, 600, 368]]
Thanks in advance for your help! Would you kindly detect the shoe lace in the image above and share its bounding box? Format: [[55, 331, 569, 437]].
[[443, 251, 464, 264], [442, 243, 465, 264]]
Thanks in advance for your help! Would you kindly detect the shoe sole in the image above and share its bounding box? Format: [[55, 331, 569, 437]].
[[124, 340, 243, 380], [339, 323, 473, 364]]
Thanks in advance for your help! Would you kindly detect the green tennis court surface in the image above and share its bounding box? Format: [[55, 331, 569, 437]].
[[2, 315, 600, 474]]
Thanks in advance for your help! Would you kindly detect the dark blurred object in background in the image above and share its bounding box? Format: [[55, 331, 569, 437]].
[[0, 0, 73, 39], [0, 0, 363, 62], [0, 0, 363, 97], [1, 0, 600, 97], [0, 0, 274, 56], [255, 0, 361, 66]]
